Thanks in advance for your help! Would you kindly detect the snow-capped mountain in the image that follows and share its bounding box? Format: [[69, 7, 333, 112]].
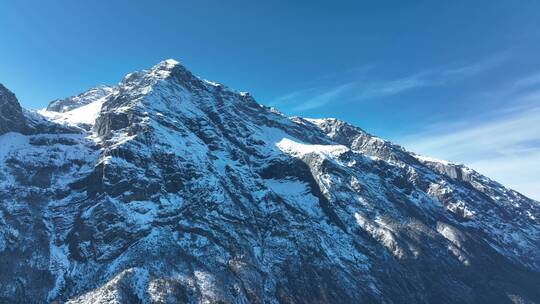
[[0, 59, 539, 303]]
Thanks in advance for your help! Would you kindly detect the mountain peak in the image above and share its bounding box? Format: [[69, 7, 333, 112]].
[[157, 58, 180, 68], [146, 58, 186, 79], [117, 59, 197, 88]]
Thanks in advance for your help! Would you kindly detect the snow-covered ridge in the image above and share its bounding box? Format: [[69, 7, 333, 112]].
[[276, 137, 349, 157], [413, 153, 453, 165], [39, 93, 109, 127], [46, 85, 114, 113]]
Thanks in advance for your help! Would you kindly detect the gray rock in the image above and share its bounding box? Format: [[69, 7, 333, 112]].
[[0, 83, 27, 134]]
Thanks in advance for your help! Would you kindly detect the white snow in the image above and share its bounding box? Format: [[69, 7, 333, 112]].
[[354, 213, 406, 259], [148, 59, 180, 79], [276, 138, 349, 157], [162, 58, 179, 66], [39, 95, 107, 126], [0, 132, 29, 160], [414, 154, 452, 165], [263, 179, 321, 217], [436, 222, 471, 266], [303, 117, 328, 124], [203, 79, 221, 87]]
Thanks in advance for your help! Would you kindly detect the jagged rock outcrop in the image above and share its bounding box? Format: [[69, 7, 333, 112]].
[[0, 60, 539, 303], [0, 83, 27, 134]]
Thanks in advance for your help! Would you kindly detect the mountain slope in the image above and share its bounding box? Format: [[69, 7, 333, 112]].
[[46, 85, 114, 113], [0, 59, 539, 304]]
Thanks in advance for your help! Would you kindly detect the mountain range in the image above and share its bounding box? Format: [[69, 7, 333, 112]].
[[0, 59, 539, 303]]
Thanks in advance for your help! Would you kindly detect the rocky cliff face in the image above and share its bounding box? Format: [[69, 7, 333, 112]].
[[0, 60, 539, 303], [0, 84, 27, 134]]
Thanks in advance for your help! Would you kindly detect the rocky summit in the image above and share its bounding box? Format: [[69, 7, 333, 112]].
[[0, 59, 539, 303]]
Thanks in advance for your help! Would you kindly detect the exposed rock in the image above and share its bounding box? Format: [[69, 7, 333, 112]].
[[0, 83, 27, 134]]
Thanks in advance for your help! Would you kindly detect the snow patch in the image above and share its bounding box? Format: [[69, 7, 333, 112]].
[[263, 179, 321, 217], [276, 138, 349, 158], [414, 154, 452, 165], [39, 95, 107, 126], [0, 132, 29, 160]]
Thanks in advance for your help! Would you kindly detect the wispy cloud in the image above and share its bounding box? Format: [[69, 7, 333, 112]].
[[440, 53, 507, 79], [275, 73, 430, 111], [275, 54, 506, 111], [291, 82, 356, 111], [356, 74, 428, 99], [400, 90, 540, 200], [274, 52, 540, 199], [402, 106, 540, 162], [514, 71, 540, 88]]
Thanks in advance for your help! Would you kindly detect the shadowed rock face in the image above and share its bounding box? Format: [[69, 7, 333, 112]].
[[0, 83, 26, 134], [0, 61, 539, 304]]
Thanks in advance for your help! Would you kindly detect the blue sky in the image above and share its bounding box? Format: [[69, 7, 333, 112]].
[[1, 1, 539, 199]]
